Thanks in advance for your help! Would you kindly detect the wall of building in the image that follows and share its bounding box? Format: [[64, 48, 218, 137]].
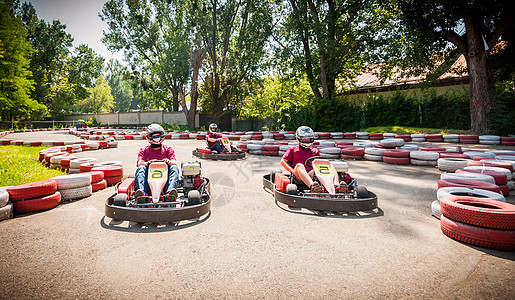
[[64, 111, 199, 128]]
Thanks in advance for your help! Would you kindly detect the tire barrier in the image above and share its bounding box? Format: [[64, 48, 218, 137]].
[[437, 158, 471, 172], [436, 187, 505, 202], [437, 178, 501, 194]]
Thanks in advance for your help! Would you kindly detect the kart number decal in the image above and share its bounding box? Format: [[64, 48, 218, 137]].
[[149, 167, 167, 179], [222, 139, 230, 145], [315, 164, 333, 175]]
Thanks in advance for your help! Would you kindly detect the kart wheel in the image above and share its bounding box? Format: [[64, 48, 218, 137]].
[[188, 190, 200, 206], [113, 194, 128, 207], [286, 184, 297, 195], [355, 186, 369, 198]]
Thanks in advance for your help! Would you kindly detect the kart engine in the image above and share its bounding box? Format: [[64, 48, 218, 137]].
[[181, 161, 202, 194]]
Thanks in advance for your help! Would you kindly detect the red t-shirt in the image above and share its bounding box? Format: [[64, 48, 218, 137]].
[[137, 144, 176, 163], [282, 145, 320, 172], [207, 132, 222, 147]]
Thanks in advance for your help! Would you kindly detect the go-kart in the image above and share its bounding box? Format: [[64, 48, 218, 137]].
[[192, 137, 245, 160], [105, 160, 210, 223], [263, 156, 378, 214]]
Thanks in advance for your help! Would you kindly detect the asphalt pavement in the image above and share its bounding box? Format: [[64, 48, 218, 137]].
[[0, 130, 514, 299]]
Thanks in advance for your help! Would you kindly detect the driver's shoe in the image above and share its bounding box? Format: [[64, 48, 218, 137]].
[[134, 189, 145, 199], [336, 181, 348, 194], [310, 182, 324, 193]]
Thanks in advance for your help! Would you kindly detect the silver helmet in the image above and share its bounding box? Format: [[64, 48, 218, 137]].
[[209, 123, 218, 133], [295, 126, 315, 148], [146, 124, 165, 145]]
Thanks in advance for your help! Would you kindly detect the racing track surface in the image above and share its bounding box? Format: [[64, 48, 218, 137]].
[[0, 131, 514, 299]]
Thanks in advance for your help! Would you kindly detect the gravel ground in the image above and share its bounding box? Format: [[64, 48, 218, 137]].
[[0, 131, 514, 299]]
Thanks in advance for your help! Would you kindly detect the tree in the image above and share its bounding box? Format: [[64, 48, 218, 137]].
[[18, 1, 74, 117], [394, 0, 512, 132], [105, 59, 134, 112], [196, 0, 273, 124], [0, 1, 41, 121], [101, 0, 200, 127], [68, 44, 105, 101], [76, 76, 114, 113]]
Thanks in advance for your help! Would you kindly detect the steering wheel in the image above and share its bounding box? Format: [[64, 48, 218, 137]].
[[305, 156, 325, 168]]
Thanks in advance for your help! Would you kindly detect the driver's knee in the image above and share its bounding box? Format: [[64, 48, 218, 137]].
[[135, 165, 147, 175]]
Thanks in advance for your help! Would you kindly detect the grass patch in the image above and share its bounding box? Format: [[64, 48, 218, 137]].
[[363, 126, 475, 135], [0, 145, 65, 187]]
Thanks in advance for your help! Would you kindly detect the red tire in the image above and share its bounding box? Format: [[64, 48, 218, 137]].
[[437, 179, 501, 193], [83, 170, 105, 183], [395, 134, 411, 142], [440, 196, 515, 229], [91, 165, 123, 177], [383, 156, 410, 164], [467, 161, 514, 173], [80, 161, 96, 172], [425, 134, 443, 139], [440, 215, 515, 251], [420, 147, 446, 152], [440, 153, 470, 159], [105, 175, 122, 186], [340, 147, 365, 156], [383, 149, 411, 158], [91, 179, 107, 192], [368, 133, 383, 140], [7, 180, 58, 201], [124, 135, 134, 140], [343, 133, 356, 139], [262, 145, 280, 151], [12, 191, 61, 214], [262, 150, 279, 156], [455, 169, 508, 185], [499, 184, 509, 196]]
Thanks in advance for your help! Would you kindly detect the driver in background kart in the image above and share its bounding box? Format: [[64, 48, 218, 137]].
[[281, 126, 347, 193], [206, 123, 225, 153], [134, 124, 179, 198]]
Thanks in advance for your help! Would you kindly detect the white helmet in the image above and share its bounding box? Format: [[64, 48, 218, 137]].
[[209, 123, 218, 133], [146, 124, 165, 145], [295, 126, 315, 148]]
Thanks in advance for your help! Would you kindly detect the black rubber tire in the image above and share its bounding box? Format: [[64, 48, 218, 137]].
[[356, 186, 369, 198], [113, 194, 128, 207], [286, 184, 297, 195], [188, 190, 201, 205]]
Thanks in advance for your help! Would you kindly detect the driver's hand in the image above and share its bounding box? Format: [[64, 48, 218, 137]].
[[163, 158, 171, 165], [146, 159, 156, 166]]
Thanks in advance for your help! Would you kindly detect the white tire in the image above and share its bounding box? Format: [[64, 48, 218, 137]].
[[320, 147, 341, 155], [478, 135, 501, 141], [364, 154, 383, 161], [496, 155, 515, 161], [400, 144, 419, 150], [353, 142, 373, 148], [93, 161, 123, 167], [437, 158, 471, 172], [440, 172, 495, 184], [107, 141, 118, 148], [365, 148, 385, 155], [49, 154, 73, 165], [41, 141, 54, 146], [0, 202, 13, 221], [443, 134, 459, 139], [0, 190, 9, 208], [85, 142, 99, 150], [249, 150, 262, 155], [431, 200, 441, 219], [279, 145, 293, 151], [410, 159, 437, 166], [284, 134, 295, 140], [321, 153, 340, 159], [51, 173, 92, 190], [411, 138, 426, 142], [410, 151, 439, 160], [443, 139, 460, 143], [70, 158, 97, 169], [380, 138, 405, 148], [319, 141, 336, 147], [463, 151, 496, 159], [437, 187, 505, 202], [59, 185, 93, 201], [507, 180, 514, 190], [463, 166, 513, 180], [278, 151, 286, 157], [411, 134, 425, 138], [247, 144, 263, 150], [68, 168, 81, 174], [383, 133, 396, 138]]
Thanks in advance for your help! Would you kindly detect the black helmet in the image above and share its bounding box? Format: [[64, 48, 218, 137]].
[[146, 124, 165, 145], [209, 123, 218, 133], [295, 126, 315, 148]]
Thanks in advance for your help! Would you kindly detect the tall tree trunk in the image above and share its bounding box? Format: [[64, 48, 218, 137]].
[[172, 92, 179, 112], [465, 16, 494, 133]]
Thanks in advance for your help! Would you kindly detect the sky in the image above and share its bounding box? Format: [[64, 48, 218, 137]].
[[25, 0, 123, 61]]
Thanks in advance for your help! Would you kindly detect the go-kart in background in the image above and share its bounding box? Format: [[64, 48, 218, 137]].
[[0, 130, 513, 299]]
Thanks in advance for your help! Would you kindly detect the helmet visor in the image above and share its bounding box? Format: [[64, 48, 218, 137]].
[[148, 133, 164, 144], [298, 136, 314, 147]]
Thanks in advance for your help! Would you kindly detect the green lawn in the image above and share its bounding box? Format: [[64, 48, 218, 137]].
[[363, 126, 473, 135], [0, 145, 65, 187]]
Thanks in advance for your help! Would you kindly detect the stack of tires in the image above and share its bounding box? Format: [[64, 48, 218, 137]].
[[395, 134, 411, 142], [425, 134, 443, 142], [85, 170, 107, 192], [433, 187, 506, 219], [247, 143, 263, 155], [355, 132, 369, 139], [409, 151, 439, 167], [383, 149, 410, 165], [69, 158, 97, 174], [380, 138, 405, 149], [437, 158, 471, 172], [439, 196, 515, 251], [411, 134, 426, 142], [50, 173, 92, 202], [340, 146, 365, 160], [330, 132, 343, 139], [459, 134, 479, 144], [91, 162, 123, 186], [443, 134, 460, 143], [237, 142, 249, 153], [364, 147, 384, 162], [501, 137, 515, 146], [278, 144, 294, 157], [479, 135, 501, 145], [6, 180, 61, 214], [368, 133, 383, 140], [0, 189, 13, 221], [320, 147, 341, 159]]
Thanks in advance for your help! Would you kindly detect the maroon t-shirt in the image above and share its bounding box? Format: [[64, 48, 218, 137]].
[[282, 145, 320, 172], [137, 144, 176, 163], [207, 132, 222, 147]]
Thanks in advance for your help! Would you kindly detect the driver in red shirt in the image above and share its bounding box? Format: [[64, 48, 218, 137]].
[[281, 126, 346, 193]]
